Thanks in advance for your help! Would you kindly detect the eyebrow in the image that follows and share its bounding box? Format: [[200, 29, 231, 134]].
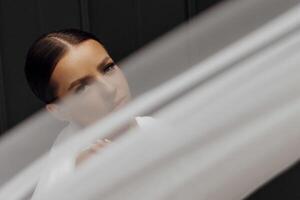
[[68, 56, 112, 90]]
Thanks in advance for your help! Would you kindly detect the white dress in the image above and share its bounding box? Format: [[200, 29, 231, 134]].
[[31, 116, 154, 199]]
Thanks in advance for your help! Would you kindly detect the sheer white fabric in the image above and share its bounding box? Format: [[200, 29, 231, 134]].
[[30, 116, 154, 200], [0, 0, 300, 199]]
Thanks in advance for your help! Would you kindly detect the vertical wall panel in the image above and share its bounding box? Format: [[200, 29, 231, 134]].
[[36, 0, 81, 33], [88, 0, 188, 62], [0, 0, 82, 132], [0, 0, 43, 131], [0, 0, 7, 134], [185, 0, 198, 19], [79, 0, 90, 31], [0, 46, 7, 134], [195, 0, 226, 13], [88, 0, 138, 62], [136, 0, 187, 48]]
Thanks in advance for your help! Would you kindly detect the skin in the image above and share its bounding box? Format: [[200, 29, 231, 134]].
[[47, 39, 132, 126], [46, 39, 135, 165]]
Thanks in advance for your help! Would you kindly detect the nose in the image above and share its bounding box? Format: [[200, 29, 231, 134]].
[[94, 75, 117, 97]]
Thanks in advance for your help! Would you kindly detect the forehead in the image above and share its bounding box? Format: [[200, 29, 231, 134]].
[[50, 40, 109, 92]]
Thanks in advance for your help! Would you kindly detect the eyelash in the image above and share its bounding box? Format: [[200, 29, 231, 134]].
[[75, 83, 87, 93], [74, 62, 116, 93], [102, 62, 116, 73], [74, 79, 92, 93]]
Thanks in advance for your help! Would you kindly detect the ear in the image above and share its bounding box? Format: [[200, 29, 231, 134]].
[[46, 103, 68, 121]]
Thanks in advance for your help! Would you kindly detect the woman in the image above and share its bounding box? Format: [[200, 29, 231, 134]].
[[25, 29, 153, 198]]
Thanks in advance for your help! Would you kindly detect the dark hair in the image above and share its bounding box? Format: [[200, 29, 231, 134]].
[[25, 28, 104, 104]]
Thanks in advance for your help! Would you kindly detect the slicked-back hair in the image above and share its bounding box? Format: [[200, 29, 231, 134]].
[[25, 28, 104, 103]]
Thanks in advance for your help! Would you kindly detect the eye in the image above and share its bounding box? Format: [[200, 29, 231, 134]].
[[102, 62, 116, 74], [74, 83, 87, 94], [75, 85, 85, 93]]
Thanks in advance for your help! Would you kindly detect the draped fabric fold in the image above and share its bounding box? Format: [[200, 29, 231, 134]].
[[1, 0, 300, 199]]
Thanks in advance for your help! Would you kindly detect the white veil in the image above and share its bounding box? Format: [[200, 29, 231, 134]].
[[1, 0, 300, 199]]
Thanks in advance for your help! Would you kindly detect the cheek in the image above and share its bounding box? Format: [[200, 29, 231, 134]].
[[108, 69, 131, 96], [50, 74, 74, 98]]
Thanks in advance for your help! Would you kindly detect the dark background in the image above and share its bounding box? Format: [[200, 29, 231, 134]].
[[0, 0, 299, 199], [0, 0, 222, 134]]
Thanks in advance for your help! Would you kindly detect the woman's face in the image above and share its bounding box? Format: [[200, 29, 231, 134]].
[[49, 39, 131, 126]]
